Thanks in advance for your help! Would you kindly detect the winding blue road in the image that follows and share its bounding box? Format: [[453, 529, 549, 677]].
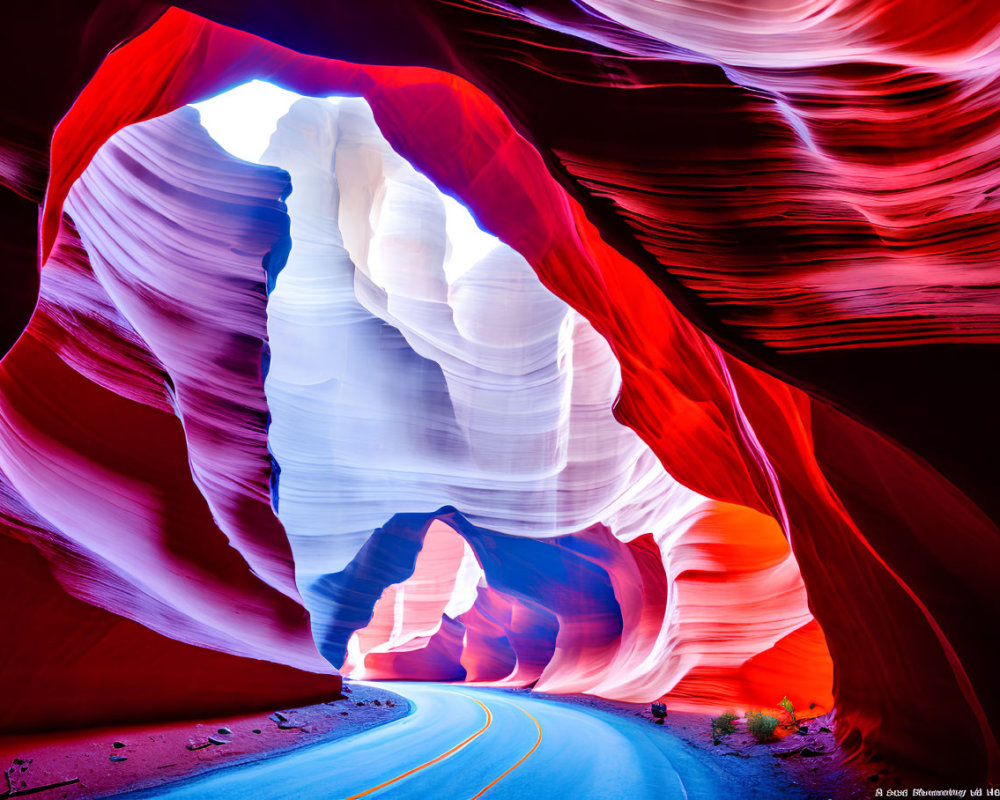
[[124, 683, 809, 799]]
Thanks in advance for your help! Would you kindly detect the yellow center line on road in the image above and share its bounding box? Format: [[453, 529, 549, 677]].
[[468, 706, 543, 799], [337, 697, 494, 800]]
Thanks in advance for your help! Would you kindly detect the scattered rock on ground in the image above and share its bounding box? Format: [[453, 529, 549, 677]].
[[185, 740, 211, 751], [0, 682, 409, 800]]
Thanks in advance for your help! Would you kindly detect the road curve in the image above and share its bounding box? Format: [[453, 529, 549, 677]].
[[124, 683, 810, 799]]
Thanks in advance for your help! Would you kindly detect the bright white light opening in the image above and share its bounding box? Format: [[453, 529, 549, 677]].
[[192, 80, 308, 163], [442, 195, 497, 283], [192, 80, 497, 278]]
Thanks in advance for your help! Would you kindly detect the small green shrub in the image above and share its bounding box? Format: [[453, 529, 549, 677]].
[[711, 711, 738, 741], [746, 711, 780, 742], [779, 695, 797, 724]]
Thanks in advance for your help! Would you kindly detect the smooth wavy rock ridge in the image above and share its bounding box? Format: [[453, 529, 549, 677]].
[[258, 95, 825, 709]]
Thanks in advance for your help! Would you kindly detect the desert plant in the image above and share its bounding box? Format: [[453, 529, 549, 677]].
[[710, 711, 738, 743], [745, 711, 780, 742], [712, 711, 738, 734], [779, 696, 797, 724]]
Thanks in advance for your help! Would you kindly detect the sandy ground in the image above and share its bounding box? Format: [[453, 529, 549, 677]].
[[498, 688, 872, 800], [0, 683, 408, 799]]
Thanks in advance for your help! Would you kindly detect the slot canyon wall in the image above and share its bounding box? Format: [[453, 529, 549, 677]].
[[0, 0, 997, 785]]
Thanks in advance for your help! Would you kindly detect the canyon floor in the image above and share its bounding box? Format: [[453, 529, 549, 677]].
[[512, 689, 871, 800], [1, 682, 870, 799], [0, 683, 407, 799]]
